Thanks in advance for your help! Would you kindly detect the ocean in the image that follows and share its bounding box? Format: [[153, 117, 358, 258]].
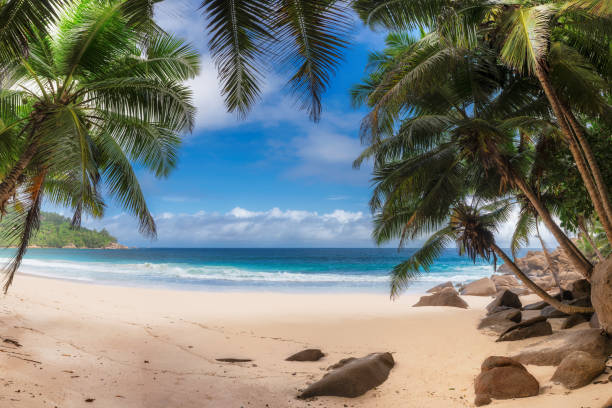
[[0, 248, 526, 293]]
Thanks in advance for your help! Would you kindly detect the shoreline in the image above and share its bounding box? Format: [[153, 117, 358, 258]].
[[0, 275, 608, 407]]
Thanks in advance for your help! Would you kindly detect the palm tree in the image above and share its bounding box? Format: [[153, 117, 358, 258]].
[[352, 33, 592, 278], [353, 0, 612, 248], [200, 0, 352, 121], [390, 200, 592, 314], [0, 0, 199, 291]]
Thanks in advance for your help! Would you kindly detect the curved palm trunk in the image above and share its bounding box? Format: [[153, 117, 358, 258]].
[[513, 176, 593, 278], [560, 105, 612, 230], [534, 62, 612, 245], [0, 135, 38, 211], [491, 243, 594, 314], [535, 221, 562, 292]]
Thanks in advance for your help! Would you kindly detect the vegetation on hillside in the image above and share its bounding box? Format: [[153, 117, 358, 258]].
[[0, 212, 117, 248]]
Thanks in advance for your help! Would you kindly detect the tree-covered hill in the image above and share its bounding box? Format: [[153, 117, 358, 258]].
[[0, 212, 122, 249]]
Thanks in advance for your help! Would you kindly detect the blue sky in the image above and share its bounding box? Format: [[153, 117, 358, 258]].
[[48, 1, 548, 248], [53, 0, 390, 247]]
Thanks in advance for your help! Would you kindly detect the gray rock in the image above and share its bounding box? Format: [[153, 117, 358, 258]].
[[590, 312, 600, 329], [298, 353, 394, 399], [474, 356, 539, 406], [497, 316, 552, 342], [541, 305, 569, 319], [413, 287, 468, 309], [478, 309, 522, 334], [570, 279, 591, 299], [523, 301, 548, 311], [461, 278, 497, 296], [551, 351, 606, 389], [286, 349, 325, 362], [426, 281, 454, 293], [560, 314, 589, 330], [513, 328, 611, 366], [486, 290, 522, 314]]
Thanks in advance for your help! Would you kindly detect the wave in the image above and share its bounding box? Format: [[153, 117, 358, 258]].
[[3, 256, 495, 286]]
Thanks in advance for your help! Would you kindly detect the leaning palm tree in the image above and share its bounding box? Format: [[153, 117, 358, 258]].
[[0, 0, 199, 291], [352, 32, 592, 278], [390, 200, 593, 314], [354, 0, 612, 248]]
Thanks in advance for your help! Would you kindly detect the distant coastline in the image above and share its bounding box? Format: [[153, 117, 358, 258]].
[[23, 242, 129, 250]]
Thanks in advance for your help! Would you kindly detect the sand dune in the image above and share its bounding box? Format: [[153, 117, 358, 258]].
[[0, 275, 608, 407]]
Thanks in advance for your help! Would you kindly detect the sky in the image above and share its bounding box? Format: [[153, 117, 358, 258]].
[[48, 0, 555, 248]]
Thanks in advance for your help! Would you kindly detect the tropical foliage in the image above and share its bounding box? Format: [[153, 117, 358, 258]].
[[0, 212, 118, 248], [0, 0, 199, 291], [350, 0, 610, 311]]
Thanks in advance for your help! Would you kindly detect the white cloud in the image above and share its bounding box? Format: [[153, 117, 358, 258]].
[[84, 207, 374, 247]]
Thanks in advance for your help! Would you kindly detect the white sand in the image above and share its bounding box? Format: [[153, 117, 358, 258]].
[[0, 275, 609, 407]]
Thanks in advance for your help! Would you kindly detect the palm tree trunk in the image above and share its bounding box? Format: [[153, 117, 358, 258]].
[[513, 176, 593, 278], [491, 243, 594, 314], [0, 133, 38, 211], [535, 220, 562, 292], [560, 105, 612, 229], [577, 216, 604, 262], [534, 61, 612, 245]]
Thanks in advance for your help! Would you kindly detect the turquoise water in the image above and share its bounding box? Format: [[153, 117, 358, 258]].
[[0, 248, 524, 293]]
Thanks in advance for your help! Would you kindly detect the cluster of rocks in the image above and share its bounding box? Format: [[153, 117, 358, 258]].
[[496, 249, 583, 293]]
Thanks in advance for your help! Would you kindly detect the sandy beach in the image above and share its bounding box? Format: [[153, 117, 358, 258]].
[[0, 275, 609, 407]]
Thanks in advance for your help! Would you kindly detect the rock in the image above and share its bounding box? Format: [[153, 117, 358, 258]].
[[491, 275, 518, 288], [474, 356, 539, 405], [590, 312, 600, 328], [602, 396, 612, 408], [568, 296, 592, 308], [478, 309, 522, 334], [460, 278, 497, 296], [523, 301, 548, 311], [286, 349, 325, 362], [591, 256, 612, 334], [551, 351, 606, 389], [486, 290, 522, 313], [298, 353, 394, 399], [570, 279, 591, 299], [541, 305, 569, 319], [426, 281, 454, 293], [104, 242, 128, 249], [216, 358, 252, 363], [560, 314, 588, 330], [62, 243, 77, 249], [413, 287, 468, 309], [513, 328, 611, 366], [558, 270, 584, 283], [497, 316, 552, 342]]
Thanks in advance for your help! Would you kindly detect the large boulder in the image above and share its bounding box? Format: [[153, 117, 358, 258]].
[[297, 353, 394, 399], [541, 305, 569, 319], [461, 278, 497, 296], [486, 290, 522, 314], [551, 351, 606, 389], [523, 301, 548, 311], [570, 279, 591, 299], [413, 287, 468, 309], [286, 349, 325, 362], [478, 309, 522, 334], [491, 274, 519, 289], [513, 328, 611, 366], [474, 356, 539, 406], [426, 281, 454, 293], [560, 314, 588, 330], [497, 316, 552, 342], [591, 256, 612, 334]]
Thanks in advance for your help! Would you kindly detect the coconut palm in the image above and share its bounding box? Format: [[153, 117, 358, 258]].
[[0, 0, 199, 291], [352, 33, 592, 277], [390, 199, 593, 313], [200, 0, 352, 121]]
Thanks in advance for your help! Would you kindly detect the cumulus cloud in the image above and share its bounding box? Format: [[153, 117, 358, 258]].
[[84, 207, 375, 247]]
